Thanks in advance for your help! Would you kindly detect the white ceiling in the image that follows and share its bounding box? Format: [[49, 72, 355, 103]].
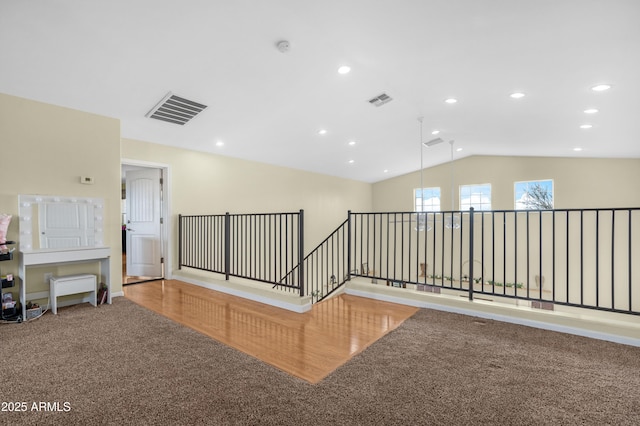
[[1, 0, 639, 183]]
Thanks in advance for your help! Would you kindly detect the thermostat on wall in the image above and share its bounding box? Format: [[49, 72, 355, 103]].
[[80, 176, 95, 184]]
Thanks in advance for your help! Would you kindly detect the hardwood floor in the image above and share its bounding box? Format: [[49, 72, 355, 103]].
[[124, 279, 418, 383]]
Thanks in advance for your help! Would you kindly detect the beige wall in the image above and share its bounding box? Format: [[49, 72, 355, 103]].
[[373, 155, 640, 212], [121, 138, 373, 275], [2, 90, 638, 308], [371, 155, 640, 312], [0, 93, 122, 298]]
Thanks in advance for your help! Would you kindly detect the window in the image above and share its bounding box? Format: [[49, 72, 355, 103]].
[[414, 187, 441, 212], [460, 184, 491, 211], [515, 179, 554, 210]]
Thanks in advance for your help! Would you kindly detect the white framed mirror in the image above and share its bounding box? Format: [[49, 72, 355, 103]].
[[18, 194, 105, 251]]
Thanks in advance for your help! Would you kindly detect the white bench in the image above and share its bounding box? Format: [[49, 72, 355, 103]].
[[49, 274, 97, 315]]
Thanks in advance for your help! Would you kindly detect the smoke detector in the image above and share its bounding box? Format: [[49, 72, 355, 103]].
[[276, 40, 290, 53]]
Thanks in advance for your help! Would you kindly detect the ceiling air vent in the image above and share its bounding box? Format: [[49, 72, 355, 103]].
[[146, 92, 207, 125], [423, 137, 445, 147], [368, 93, 393, 107]]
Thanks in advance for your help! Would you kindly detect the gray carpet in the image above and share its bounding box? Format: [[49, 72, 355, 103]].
[[1, 297, 639, 425]]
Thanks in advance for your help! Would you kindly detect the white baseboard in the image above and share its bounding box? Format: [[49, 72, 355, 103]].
[[173, 272, 312, 313]]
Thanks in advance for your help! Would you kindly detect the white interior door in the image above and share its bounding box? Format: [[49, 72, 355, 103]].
[[126, 168, 163, 277]]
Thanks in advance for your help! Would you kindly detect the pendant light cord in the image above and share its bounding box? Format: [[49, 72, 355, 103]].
[[419, 117, 424, 212], [450, 140, 454, 211]]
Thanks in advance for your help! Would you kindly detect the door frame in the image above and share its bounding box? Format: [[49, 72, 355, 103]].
[[121, 159, 172, 281]]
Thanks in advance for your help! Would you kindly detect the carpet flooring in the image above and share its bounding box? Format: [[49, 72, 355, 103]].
[[1, 297, 639, 425]]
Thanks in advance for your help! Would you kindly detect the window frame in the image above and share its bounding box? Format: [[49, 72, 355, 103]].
[[459, 183, 492, 211], [414, 187, 441, 212], [514, 179, 554, 210]]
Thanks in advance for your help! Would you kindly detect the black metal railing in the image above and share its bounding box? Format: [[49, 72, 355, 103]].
[[350, 208, 639, 315], [178, 207, 638, 315], [276, 219, 349, 303], [179, 211, 304, 295], [178, 214, 227, 275]]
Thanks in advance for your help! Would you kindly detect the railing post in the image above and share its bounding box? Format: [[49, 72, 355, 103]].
[[225, 212, 230, 281], [347, 210, 352, 281], [178, 214, 183, 270], [298, 209, 305, 297], [468, 207, 474, 301]]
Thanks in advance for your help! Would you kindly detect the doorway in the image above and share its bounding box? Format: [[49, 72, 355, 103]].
[[121, 161, 170, 285]]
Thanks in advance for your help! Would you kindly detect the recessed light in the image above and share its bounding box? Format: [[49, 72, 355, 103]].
[[348, 159, 355, 164], [580, 124, 593, 129], [318, 129, 327, 135], [510, 92, 525, 99], [456, 147, 463, 152], [573, 147, 583, 152], [383, 169, 389, 173], [348, 140, 356, 146], [584, 108, 599, 114], [591, 84, 611, 92], [338, 65, 351, 74], [215, 141, 224, 147], [431, 130, 440, 135], [445, 98, 458, 104]]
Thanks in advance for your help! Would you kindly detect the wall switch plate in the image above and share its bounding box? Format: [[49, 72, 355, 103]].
[[80, 176, 95, 184]]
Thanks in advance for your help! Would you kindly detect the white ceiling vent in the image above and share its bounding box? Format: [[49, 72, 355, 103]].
[[146, 92, 207, 125], [423, 137, 445, 147], [368, 93, 393, 107]]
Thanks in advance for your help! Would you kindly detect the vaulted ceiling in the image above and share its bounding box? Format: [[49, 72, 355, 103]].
[[1, 1, 638, 182]]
